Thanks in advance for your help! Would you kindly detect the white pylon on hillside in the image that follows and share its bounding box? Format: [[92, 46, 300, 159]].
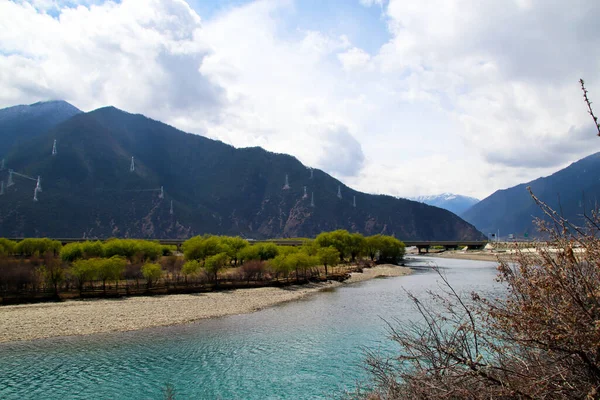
[[353, 195, 356, 208], [283, 174, 290, 190], [7, 170, 14, 187], [303, 186, 308, 199], [337, 185, 342, 199], [159, 186, 164, 199], [311, 192, 315, 207], [35, 176, 42, 193], [130, 156, 135, 172], [309, 167, 313, 179], [52, 139, 57, 156], [170, 200, 174, 215]]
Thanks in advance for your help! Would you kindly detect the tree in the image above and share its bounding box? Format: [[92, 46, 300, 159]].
[[39, 252, 65, 297], [220, 236, 249, 265], [181, 260, 202, 283], [141, 263, 163, 288], [204, 252, 229, 285], [316, 229, 351, 262], [318, 246, 339, 277], [377, 236, 405, 264], [182, 235, 225, 261], [348, 233, 365, 262], [70, 259, 95, 294], [240, 260, 267, 284], [0, 238, 16, 256], [364, 235, 382, 262], [97, 256, 126, 294]]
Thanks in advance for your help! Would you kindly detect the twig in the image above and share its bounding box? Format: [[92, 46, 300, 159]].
[[580, 79, 600, 136]]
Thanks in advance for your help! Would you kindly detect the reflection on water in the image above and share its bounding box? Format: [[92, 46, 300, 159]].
[[0, 256, 501, 399]]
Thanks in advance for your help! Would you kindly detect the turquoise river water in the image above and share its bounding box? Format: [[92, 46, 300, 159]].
[[0, 256, 501, 399]]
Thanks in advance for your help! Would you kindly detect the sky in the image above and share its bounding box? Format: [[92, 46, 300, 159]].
[[0, 0, 599, 200]]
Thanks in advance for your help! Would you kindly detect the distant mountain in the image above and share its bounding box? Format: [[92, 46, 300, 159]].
[[0, 104, 485, 240], [411, 193, 480, 215], [462, 152, 600, 239], [0, 100, 82, 158]]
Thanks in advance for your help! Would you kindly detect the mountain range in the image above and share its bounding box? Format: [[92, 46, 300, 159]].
[[462, 152, 600, 238], [0, 101, 484, 240], [411, 193, 479, 215]]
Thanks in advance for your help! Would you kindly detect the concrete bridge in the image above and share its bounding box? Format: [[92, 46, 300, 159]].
[[7, 238, 488, 253]]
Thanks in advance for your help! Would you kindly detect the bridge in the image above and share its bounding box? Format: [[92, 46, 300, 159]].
[[7, 238, 488, 252]]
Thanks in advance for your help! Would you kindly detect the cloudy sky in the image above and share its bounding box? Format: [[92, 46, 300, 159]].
[[1, 0, 599, 199]]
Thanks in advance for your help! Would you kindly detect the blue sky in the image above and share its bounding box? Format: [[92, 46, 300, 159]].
[[1, 0, 599, 199]]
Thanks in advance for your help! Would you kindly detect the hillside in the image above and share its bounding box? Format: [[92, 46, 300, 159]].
[[0, 105, 485, 240], [462, 152, 600, 238], [411, 193, 479, 215], [0, 101, 82, 158]]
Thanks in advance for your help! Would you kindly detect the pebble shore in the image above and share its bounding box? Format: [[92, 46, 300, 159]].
[[0, 264, 411, 343]]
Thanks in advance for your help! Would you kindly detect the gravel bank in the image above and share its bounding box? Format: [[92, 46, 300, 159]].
[[0, 264, 411, 343]]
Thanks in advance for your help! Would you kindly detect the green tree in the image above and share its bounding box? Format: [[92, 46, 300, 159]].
[[0, 238, 16, 256], [81, 241, 104, 258], [141, 263, 163, 288], [238, 245, 261, 264], [39, 253, 65, 296], [256, 243, 280, 261], [316, 229, 351, 262], [181, 260, 202, 283], [98, 256, 126, 294], [318, 246, 339, 277], [70, 259, 95, 294], [269, 254, 293, 281], [204, 252, 229, 285], [61, 242, 83, 262], [378, 236, 405, 264], [348, 233, 365, 262], [182, 235, 225, 261], [364, 235, 383, 262], [221, 236, 249, 265]]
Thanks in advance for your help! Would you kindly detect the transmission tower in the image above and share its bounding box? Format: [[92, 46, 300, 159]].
[[130, 156, 135, 172], [283, 174, 290, 190], [33, 186, 39, 202], [35, 176, 42, 193], [309, 167, 313, 179], [159, 186, 164, 199], [353, 195, 356, 208], [303, 186, 308, 199], [170, 200, 174, 215], [311, 192, 315, 207], [7, 170, 14, 187], [337, 185, 342, 199], [52, 139, 57, 156]]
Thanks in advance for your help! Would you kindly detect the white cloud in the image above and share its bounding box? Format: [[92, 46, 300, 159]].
[[338, 47, 371, 71], [0, 0, 599, 200]]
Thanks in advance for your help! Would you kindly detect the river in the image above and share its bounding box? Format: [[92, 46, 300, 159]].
[[0, 256, 501, 399]]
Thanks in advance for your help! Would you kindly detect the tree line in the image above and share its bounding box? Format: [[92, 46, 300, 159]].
[[0, 231, 405, 303]]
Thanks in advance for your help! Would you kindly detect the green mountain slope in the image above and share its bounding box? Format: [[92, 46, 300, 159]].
[[462, 152, 600, 238], [0, 101, 82, 158], [0, 106, 485, 240]]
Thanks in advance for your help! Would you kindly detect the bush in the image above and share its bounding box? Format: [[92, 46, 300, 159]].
[[360, 204, 600, 398], [239, 260, 267, 283]]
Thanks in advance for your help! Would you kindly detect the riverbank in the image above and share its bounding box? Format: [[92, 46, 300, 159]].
[[0, 264, 411, 343]]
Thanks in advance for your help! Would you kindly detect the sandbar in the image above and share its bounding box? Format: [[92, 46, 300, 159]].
[[0, 264, 411, 343]]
